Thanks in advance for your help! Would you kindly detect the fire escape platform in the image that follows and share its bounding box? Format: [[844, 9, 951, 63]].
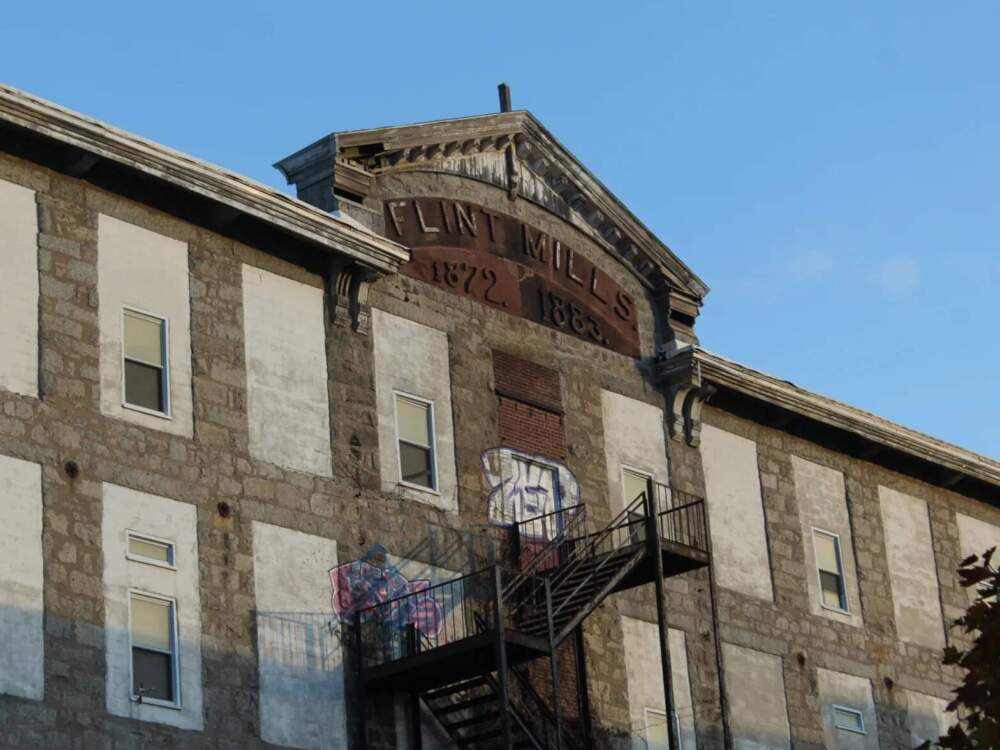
[[362, 629, 550, 693], [607, 537, 710, 594]]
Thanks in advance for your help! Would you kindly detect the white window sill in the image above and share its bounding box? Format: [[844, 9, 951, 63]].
[[131, 696, 182, 711], [122, 401, 173, 421], [125, 553, 177, 571], [397, 480, 441, 497]]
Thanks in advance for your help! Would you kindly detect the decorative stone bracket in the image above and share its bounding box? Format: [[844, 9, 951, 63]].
[[326, 256, 381, 333], [658, 348, 716, 447]]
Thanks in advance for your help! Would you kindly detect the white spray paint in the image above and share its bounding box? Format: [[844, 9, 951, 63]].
[[102, 482, 203, 729], [0, 454, 43, 700], [904, 690, 953, 747], [955, 513, 1000, 602], [372, 308, 457, 512], [878, 486, 945, 649], [722, 643, 790, 750], [601, 390, 669, 515], [253, 521, 344, 749], [621, 615, 695, 750], [790, 455, 863, 627], [700, 425, 774, 601], [242, 265, 331, 477], [815, 668, 879, 750], [98, 214, 193, 437], [0, 179, 38, 397]]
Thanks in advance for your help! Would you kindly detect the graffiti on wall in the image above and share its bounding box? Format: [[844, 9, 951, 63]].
[[329, 545, 458, 641], [481, 447, 580, 537]]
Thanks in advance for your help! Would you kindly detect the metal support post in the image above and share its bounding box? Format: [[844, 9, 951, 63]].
[[702, 500, 733, 750], [545, 577, 564, 750], [645, 490, 679, 750], [354, 618, 368, 750], [493, 565, 513, 749]]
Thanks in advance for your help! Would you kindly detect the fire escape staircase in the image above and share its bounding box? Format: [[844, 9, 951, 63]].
[[353, 485, 711, 749]]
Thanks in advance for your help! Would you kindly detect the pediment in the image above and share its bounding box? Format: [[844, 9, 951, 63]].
[[276, 111, 709, 328]]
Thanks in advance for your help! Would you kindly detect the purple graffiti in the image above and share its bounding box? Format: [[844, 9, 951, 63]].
[[330, 548, 443, 638]]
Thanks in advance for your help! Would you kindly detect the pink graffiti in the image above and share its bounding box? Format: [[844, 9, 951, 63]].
[[330, 556, 443, 638]]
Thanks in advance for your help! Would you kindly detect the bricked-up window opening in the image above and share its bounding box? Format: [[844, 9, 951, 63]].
[[126, 532, 175, 569], [644, 707, 671, 750], [394, 392, 437, 491], [129, 592, 179, 706], [813, 529, 848, 612], [122, 308, 169, 416], [832, 705, 866, 734]]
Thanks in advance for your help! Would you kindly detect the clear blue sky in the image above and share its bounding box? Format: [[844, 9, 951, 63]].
[[4, 2, 997, 458]]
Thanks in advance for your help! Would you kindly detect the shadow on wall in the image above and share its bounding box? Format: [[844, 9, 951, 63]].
[[254, 609, 347, 749]]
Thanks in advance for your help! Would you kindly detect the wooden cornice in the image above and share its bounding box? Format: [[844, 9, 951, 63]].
[[659, 346, 1000, 500], [0, 83, 408, 273]]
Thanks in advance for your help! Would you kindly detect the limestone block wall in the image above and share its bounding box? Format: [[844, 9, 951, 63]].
[[0, 144, 995, 750]]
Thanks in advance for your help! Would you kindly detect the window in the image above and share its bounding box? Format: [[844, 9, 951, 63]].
[[623, 468, 652, 544], [122, 308, 169, 415], [623, 467, 652, 506], [644, 707, 671, 750], [129, 592, 179, 706], [394, 393, 436, 491], [127, 532, 175, 568], [814, 529, 848, 611], [833, 705, 866, 734]]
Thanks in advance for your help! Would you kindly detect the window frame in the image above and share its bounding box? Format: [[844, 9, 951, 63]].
[[812, 527, 850, 614], [643, 706, 674, 750], [392, 390, 439, 494], [127, 589, 181, 710], [832, 704, 866, 735], [120, 305, 172, 419], [621, 464, 654, 506], [125, 530, 177, 570]]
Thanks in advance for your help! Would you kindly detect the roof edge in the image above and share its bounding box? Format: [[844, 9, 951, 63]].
[[659, 345, 1000, 495], [0, 84, 408, 272]]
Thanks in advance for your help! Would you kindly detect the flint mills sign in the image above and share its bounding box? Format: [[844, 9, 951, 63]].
[[386, 198, 640, 357]]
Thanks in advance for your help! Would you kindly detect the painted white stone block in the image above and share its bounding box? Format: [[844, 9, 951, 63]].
[[790, 456, 863, 627], [601, 390, 669, 515], [621, 615, 695, 750], [242, 265, 332, 477], [815, 668, 879, 750], [0, 454, 43, 700], [701, 425, 774, 601], [723, 643, 790, 750], [98, 214, 193, 436], [955, 513, 1000, 602], [372, 308, 457, 512], [253, 521, 344, 750], [102, 483, 203, 730], [0, 179, 39, 397], [904, 690, 953, 747], [879, 486, 945, 649]]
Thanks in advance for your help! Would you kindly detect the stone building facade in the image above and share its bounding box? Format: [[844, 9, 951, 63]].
[[0, 83, 997, 750]]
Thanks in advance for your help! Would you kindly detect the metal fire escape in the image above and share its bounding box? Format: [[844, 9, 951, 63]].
[[352, 485, 713, 750]]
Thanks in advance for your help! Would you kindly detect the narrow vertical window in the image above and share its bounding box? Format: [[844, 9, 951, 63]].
[[623, 468, 652, 544], [622, 467, 652, 506], [814, 529, 848, 611], [395, 393, 436, 490], [129, 593, 178, 705], [123, 308, 169, 415], [644, 707, 672, 750]]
